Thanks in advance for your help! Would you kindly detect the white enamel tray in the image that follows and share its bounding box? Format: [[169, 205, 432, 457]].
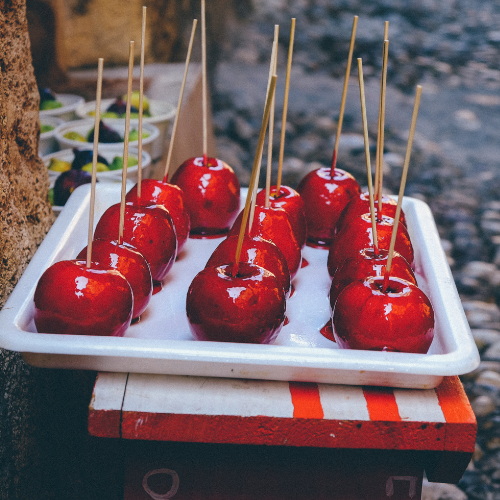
[[0, 184, 479, 388]]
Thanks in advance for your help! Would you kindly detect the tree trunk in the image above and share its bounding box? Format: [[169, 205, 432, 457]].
[[0, 3, 117, 499]]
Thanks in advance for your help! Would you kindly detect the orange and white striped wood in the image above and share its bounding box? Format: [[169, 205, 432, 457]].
[[89, 374, 475, 456]]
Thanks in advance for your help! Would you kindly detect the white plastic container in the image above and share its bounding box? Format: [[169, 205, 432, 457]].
[[39, 93, 85, 121], [0, 186, 479, 389], [76, 98, 175, 159], [54, 119, 160, 159], [43, 146, 151, 187], [39, 116, 65, 156]]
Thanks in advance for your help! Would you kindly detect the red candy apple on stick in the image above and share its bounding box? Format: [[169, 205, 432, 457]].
[[229, 33, 302, 279], [94, 42, 177, 287], [329, 248, 416, 309], [333, 85, 434, 354], [78, 12, 153, 321], [77, 239, 152, 321], [187, 75, 286, 344], [328, 213, 414, 277], [171, 1, 240, 237], [255, 20, 308, 249], [335, 191, 406, 235], [206, 235, 291, 298], [297, 16, 361, 247], [126, 19, 197, 253], [230, 203, 302, 279], [329, 58, 414, 310], [329, 59, 415, 309], [34, 59, 134, 337]]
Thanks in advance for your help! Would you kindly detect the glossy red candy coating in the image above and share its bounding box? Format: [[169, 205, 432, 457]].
[[186, 262, 286, 344], [255, 185, 307, 249], [77, 239, 152, 319], [94, 203, 177, 282], [296, 167, 361, 247], [229, 205, 302, 279], [335, 191, 407, 234], [34, 260, 133, 336], [126, 179, 190, 252], [170, 156, 241, 236], [327, 213, 414, 276], [329, 248, 416, 309], [206, 235, 291, 298], [333, 276, 434, 353]]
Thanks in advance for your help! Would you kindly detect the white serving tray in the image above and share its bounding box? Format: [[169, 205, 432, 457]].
[[0, 184, 479, 388]]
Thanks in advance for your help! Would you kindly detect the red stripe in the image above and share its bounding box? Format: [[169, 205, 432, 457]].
[[289, 382, 324, 419], [362, 386, 401, 421], [435, 376, 475, 424]]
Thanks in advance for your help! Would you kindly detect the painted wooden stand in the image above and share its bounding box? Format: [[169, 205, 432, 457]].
[[89, 374, 476, 499]]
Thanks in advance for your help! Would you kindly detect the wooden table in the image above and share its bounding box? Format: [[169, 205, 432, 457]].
[[89, 373, 476, 499]]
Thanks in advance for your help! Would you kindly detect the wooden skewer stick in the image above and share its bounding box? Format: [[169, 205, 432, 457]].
[[376, 39, 389, 217], [330, 15, 358, 176], [119, 41, 135, 245], [163, 19, 198, 182], [232, 75, 278, 278], [265, 24, 279, 208], [201, 0, 208, 164], [357, 58, 378, 254], [249, 25, 278, 230], [275, 18, 295, 194], [137, 6, 146, 200], [86, 58, 104, 269], [374, 21, 389, 200], [384, 85, 422, 289]]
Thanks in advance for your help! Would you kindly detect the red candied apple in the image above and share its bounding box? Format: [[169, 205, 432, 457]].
[[255, 185, 307, 248], [335, 191, 406, 234], [327, 213, 414, 276], [94, 203, 177, 283], [206, 234, 291, 298], [170, 156, 241, 236], [77, 239, 152, 320], [329, 248, 416, 309], [229, 205, 302, 279], [296, 166, 360, 247], [34, 260, 133, 336], [126, 179, 190, 252], [333, 276, 434, 353], [186, 262, 286, 344]]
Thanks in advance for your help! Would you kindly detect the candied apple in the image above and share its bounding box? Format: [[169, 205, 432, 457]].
[[229, 205, 302, 279], [126, 179, 191, 252], [333, 276, 434, 353], [186, 262, 286, 344], [170, 156, 240, 236], [329, 248, 416, 309], [327, 213, 414, 276], [255, 185, 307, 248], [34, 260, 133, 336], [297, 167, 360, 247], [206, 234, 291, 298], [335, 191, 406, 234], [77, 239, 152, 320], [94, 203, 177, 283]]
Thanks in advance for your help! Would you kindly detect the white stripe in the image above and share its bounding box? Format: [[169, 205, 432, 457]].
[[318, 384, 371, 421], [393, 388, 446, 422], [91, 372, 128, 411], [123, 374, 294, 418]]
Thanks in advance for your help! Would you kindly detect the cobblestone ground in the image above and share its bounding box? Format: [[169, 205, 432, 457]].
[[211, 1, 500, 498]]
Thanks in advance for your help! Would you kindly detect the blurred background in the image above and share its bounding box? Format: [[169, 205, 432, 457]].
[[26, 1, 500, 498]]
